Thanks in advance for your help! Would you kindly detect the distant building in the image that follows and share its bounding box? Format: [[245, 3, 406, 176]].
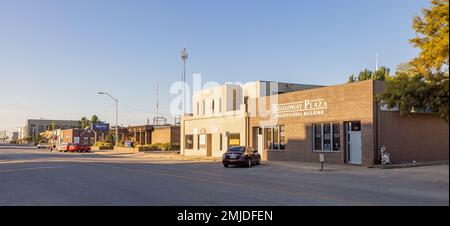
[[9, 132, 18, 143], [20, 119, 81, 139], [61, 127, 109, 146], [110, 124, 180, 146]]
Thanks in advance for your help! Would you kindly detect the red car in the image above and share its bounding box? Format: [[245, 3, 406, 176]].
[[68, 143, 91, 152]]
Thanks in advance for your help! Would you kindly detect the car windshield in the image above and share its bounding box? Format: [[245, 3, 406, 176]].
[[228, 146, 245, 152]]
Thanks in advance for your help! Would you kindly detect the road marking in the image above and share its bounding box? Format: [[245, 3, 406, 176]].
[[89, 162, 372, 205], [0, 166, 71, 173]]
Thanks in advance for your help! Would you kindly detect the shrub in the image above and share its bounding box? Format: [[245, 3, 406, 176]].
[[93, 142, 113, 149], [160, 143, 170, 151], [151, 143, 161, 149]]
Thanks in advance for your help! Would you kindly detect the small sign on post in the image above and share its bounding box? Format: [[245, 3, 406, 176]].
[[319, 154, 325, 171]]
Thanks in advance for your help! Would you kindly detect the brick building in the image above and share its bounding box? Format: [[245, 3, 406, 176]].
[[182, 80, 449, 167], [61, 127, 109, 146], [111, 125, 180, 146]]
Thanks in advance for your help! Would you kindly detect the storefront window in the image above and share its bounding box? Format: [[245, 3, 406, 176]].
[[332, 123, 340, 151], [323, 124, 331, 151], [264, 128, 272, 149], [273, 127, 279, 149], [279, 126, 286, 150], [314, 124, 322, 150], [185, 135, 193, 149], [314, 123, 341, 151]]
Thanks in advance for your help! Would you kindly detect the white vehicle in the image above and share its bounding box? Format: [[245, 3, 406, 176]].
[[36, 144, 47, 149]]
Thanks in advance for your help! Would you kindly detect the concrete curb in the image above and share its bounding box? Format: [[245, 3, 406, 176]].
[[374, 161, 449, 169], [263, 161, 349, 172]]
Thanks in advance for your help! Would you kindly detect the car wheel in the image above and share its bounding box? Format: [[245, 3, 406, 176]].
[[246, 158, 252, 167], [223, 163, 229, 168], [256, 157, 261, 165]]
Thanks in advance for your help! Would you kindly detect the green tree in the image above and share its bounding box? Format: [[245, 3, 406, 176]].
[[90, 115, 99, 126], [49, 121, 57, 131], [348, 67, 390, 83], [104, 134, 114, 143], [81, 117, 90, 129], [348, 74, 357, 83], [379, 0, 449, 123], [373, 67, 390, 81]]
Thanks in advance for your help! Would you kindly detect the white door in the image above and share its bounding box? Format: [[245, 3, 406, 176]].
[[257, 134, 264, 160], [348, 132, 362, 164]]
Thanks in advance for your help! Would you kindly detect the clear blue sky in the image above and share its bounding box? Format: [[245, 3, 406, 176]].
[[0, 0, 429, 131]]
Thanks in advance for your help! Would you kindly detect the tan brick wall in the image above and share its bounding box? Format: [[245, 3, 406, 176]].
[[249, 80, 376, 166], [151, 126, 181, 145], [152, 127, 171, 144]]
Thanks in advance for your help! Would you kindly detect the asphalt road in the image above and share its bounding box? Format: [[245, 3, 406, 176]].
[[0, 145, 448, 206]]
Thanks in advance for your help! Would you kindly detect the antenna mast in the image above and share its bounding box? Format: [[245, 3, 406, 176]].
[[156, 81, 159, 120], [376, 53, 379, 71], [181, 48, 188, 115]]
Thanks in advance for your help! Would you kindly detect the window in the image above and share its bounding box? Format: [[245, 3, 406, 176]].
[[196, 102, 199, 115], [232, 89, 237, 111], [90, 137, 95, 145], [212, 100, 215, 113], [323, 124, 331, 151], [84, 137, 88, 145], [313, 123, 341, 151], [351, 121, 361, 131], [185, 135, 193, 149], [265, 126, 285, 151], [219, 98, 222, 113], [280, 126, 286, 150], [332, 124, 340, 151], [202, 101, 205, 115], [197, 134, 200, 150], [228, 133, 240, 146], [219, 133, 223, 151], [313, 124, 322, 150], [264, 128, 272, 149], [273, 127, 279, 149]]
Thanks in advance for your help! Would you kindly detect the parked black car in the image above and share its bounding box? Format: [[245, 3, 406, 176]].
[[222, 146, 261, 167]]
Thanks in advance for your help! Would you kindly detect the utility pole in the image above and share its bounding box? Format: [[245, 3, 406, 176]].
[[98, 92, 119, 147]]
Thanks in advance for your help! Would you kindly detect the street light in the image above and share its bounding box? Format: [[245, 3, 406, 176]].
[[98, 92, 119, 148]]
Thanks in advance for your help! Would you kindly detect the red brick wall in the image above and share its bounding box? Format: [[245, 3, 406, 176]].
[[379, 112, 449, 163]]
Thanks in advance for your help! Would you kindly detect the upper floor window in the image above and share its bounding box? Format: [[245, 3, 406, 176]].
[[212, 100, 215, 113], [196, 102, 200, 115], [202, 100, 206, 115], [232, 89, 237, 111], [219, 98, 222, 113]]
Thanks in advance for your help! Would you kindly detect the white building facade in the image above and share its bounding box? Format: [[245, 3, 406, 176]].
[[181, 81, 320, 158]]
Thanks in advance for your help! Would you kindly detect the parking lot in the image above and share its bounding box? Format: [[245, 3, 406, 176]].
[[0, 145, 448, 206]]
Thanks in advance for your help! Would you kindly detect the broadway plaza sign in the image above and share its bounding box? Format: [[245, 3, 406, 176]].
[[272, 99, 328, 118]]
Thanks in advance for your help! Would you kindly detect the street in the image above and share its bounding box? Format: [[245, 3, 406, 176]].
[[0, 145, 448, 206]]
